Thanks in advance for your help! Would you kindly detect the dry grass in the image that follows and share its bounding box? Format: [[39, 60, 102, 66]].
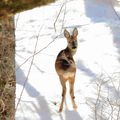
[[0, 17, 15, 120], [86, 72, 120, 120]]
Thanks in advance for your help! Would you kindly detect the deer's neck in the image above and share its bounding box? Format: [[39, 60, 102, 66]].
[[66, 47, 77, 56]]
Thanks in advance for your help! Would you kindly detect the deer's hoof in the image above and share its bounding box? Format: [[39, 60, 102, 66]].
[[73, 104, 77, 110], [58, 107, 63, 112]]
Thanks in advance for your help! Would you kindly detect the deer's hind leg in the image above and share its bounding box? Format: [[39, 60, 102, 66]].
[[59, 75, 67, 112], [69, 76, 77, 110]]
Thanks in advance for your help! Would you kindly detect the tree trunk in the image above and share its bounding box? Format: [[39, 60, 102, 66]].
[[0, 0, 54, 119], [0, 17, 15, 120]]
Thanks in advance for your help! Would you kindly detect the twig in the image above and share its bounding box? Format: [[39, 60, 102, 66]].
[[117, 105, 120, 120], [15, 25, 43, 111], [94, 82, 102, 120], [54, 0, 66, 32], [100, 103, 104, 120], [109, 0, 120, 21], [60, 1, 66, 33], [16, 34, 60, 71], [107, 98, 114, 120]]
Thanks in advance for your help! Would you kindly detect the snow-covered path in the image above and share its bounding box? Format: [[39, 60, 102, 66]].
[[15, 0, 120, 119]]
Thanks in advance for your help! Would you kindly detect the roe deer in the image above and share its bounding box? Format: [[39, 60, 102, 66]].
[[55, 28, 78, 112]]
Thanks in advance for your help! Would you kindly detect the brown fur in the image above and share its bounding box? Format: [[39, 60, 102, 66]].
[[55, 28, 78, 112]]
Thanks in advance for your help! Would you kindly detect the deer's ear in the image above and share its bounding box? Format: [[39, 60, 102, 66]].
[[73, 28, 78, 37], [64, 29, 70, 38]]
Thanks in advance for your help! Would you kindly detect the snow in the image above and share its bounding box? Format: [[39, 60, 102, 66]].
[[15, 0, 120, 119]]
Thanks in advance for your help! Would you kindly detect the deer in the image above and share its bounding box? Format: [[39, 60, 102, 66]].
[[55, 28, 78, 112]]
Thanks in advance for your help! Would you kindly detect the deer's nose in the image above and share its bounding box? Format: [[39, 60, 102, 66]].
[[72, 41, 77, 49]]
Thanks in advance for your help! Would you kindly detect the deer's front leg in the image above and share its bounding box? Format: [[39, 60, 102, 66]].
[[59, 76, 66, 112], [69, 76, 77, 110]]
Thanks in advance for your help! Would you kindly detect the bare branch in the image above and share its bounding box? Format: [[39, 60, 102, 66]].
[[60, 1, 66, 33], [16, 34, 60, 71], [54, 0, 66, 32], [117, 105, 120, 120], [109, 0, 120, 21], [15, 25, 43, 111]]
